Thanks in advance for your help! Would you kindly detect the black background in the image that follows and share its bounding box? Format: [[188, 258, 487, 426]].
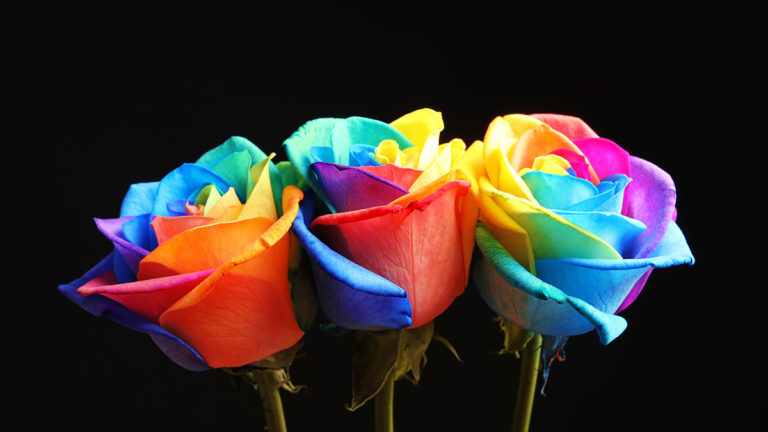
[[20, 1, 758, 431]]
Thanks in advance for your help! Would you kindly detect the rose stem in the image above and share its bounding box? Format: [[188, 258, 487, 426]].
[[253, 370, 288, 432], [511, 333, 542, 432], [375, 372, 396, 432]]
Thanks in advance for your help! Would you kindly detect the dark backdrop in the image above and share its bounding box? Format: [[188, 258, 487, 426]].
[[27, 2, 756, 431]]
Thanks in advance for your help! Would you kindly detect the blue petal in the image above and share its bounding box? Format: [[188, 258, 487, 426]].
[[522, 171, 599, 210], [121, 213, 156, 252], [472, 221, 628, 344], [290, 190, 412, 330], [151, 163, 231, 217], [349, 144, 381, 167], [553, 210, 646, 257], [521, 171, 631, 214], [57, 254, 210, 371], [166, 199, 190, 216], [474, 219, 693, 344], [120, 181, 159, 217]]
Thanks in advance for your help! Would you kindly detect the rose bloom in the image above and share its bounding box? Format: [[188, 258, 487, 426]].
[[285, 109, 478, 330], [463, 114, 694, 343], [58, 137, 312, 370]]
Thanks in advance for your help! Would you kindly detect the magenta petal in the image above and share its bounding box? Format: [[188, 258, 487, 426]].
[[549, 148, 592, 181], [77, 269, 215, 323], [311, 162, 409, 213], [574, 137, 632, 181]]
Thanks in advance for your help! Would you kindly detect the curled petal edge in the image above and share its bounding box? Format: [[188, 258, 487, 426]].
[[290, 190, 412, 331], [57, 254, 210, 371], [474, 222, 627, 344]]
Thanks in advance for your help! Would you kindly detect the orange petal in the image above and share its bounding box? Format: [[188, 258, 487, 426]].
[[138, 216, 276, 280], [151, 216, 214, 245], [510, 124, 600, 184], [156, 186, 305, 367]]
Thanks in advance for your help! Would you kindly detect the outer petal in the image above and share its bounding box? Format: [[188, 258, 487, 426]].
[[311, 179, 471, 328], [94, 216, 150, 276], [613, 156, 681, 312], [625, 156, 678, 260], [120, 181, 159, 217], [156, 186, 306, 368], [290, 189, 412, 330], [474, 218, 693, 343], [77, 269, 215, 323], [57, 254, 209, 371], [472, 223, 628, 344]]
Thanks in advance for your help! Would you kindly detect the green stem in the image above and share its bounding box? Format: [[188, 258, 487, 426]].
[[253, 370, 288, 432], [511, 333, 542, 432], [375, 372, 396, 432]]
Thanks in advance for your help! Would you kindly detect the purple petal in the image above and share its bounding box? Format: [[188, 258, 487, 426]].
[[617, 156, 680, 311], [311, 162, 409, 213]]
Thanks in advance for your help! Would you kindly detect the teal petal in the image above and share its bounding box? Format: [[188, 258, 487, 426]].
[[210, 149, 253, 202], [196, 136, 284, 215], [283, 116, 412, 212]]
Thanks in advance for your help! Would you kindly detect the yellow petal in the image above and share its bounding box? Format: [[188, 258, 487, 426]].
[[239, 153, 278, 220], [206, 187, 242, 219], [501, 114, 543, 140], [409, 139, 464, 191], [374, 139, 402, 165], [390, 108, 444, 149]]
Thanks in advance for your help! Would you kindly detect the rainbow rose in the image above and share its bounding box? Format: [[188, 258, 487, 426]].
[[58, 137, 314, 370], [285, 108, 478, 330], [465, 113, 694, 344]]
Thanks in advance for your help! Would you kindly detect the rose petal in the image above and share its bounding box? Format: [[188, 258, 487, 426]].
[[195, 136, 284, 214], [552, 210, 646, 258], [530, 113, 600, 140], [58, 254, 209, 371], [480, 177, 622, 260], [356, 163, 423, 191], [94, 216, 150, 276], [120, 181, 159, 217], [573, 137, 632, 181], [311, 162, 409, 213], [157, 186, 306, 367], [137, 215, 275, 280], [151, 163, 231, 217], [472, 223, 628, 344], [77, 269, 215, 323], [151, 215, 214, 245], [625, 156, 678, 260], [510, 124, 600, 184], [291, 190, 412, 330], [311, 179, 471, 328], [283, 116, 413, 211]]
